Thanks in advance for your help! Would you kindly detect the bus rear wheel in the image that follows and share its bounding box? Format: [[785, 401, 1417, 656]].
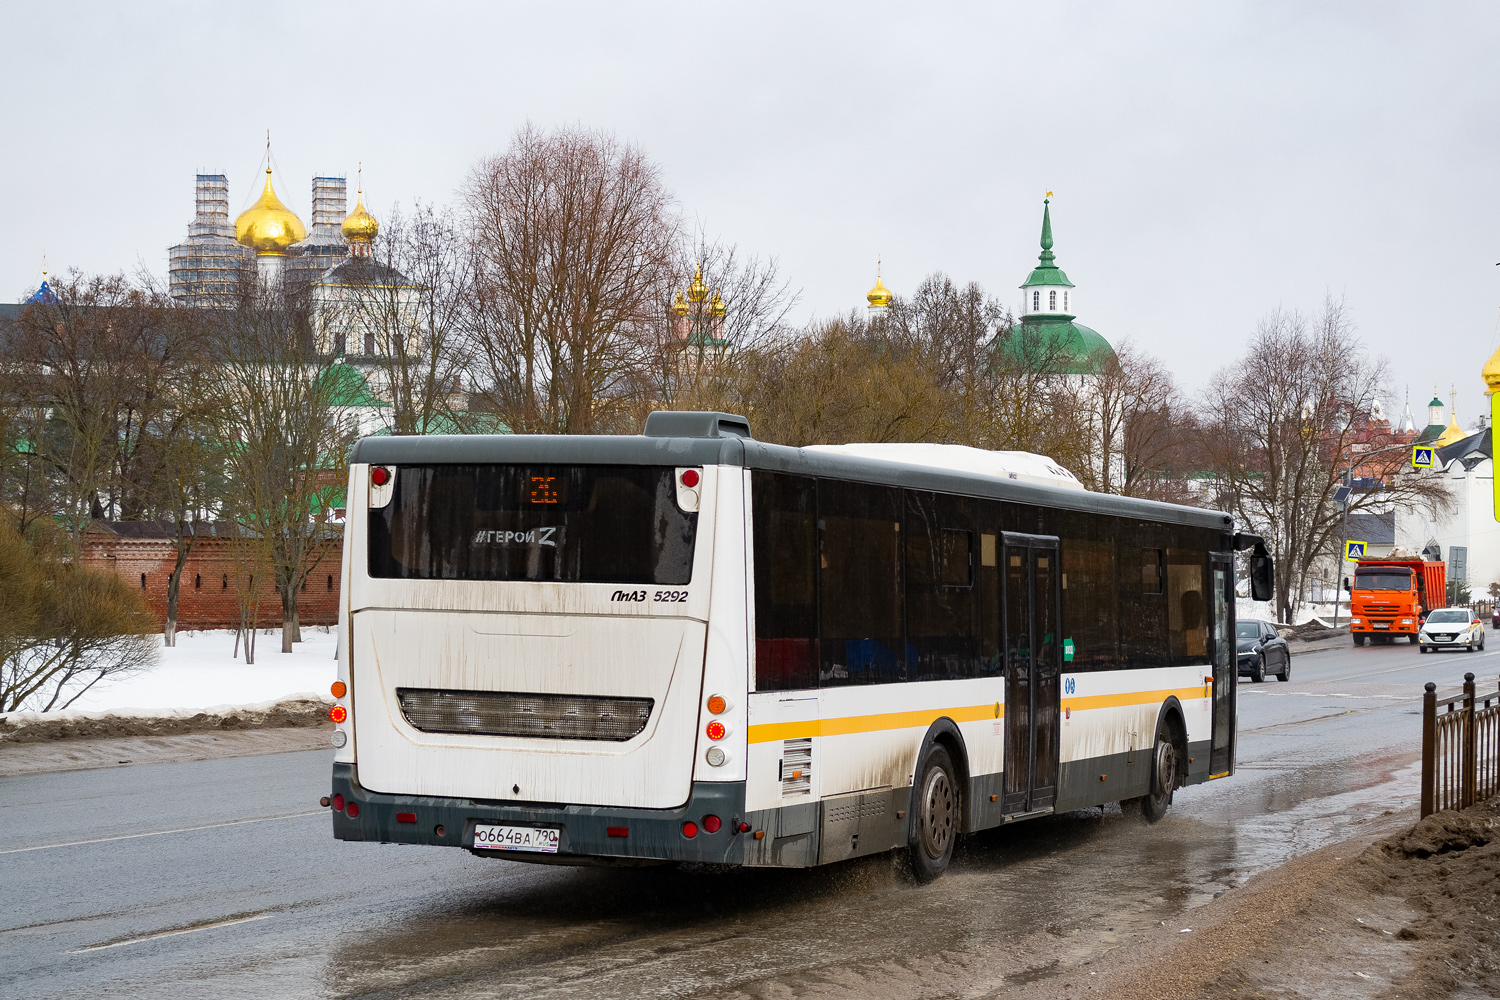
[[1140, 730, 1179, 824], [908, 744, 958, 883]]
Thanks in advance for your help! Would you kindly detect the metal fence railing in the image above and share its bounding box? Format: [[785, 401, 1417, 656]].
[[1422, 673, 1500, 817]]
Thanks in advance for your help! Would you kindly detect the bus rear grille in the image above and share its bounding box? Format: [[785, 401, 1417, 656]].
[[396, 688, 653, 741]]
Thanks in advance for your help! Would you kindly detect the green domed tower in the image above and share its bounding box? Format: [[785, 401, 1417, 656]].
[[999, 197, 1115, 374]]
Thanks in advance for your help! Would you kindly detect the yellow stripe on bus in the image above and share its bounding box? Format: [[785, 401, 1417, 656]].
[[746, 686, 1211, 745], [1061, 686, 1211, 713], [747, 704, 999, 744]]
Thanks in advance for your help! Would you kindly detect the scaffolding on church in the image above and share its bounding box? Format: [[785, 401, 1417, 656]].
[[168, 174, 256, 306]]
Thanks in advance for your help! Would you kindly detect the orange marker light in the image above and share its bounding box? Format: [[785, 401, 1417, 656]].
[[331, 681, 347, 698], [330, 705, 348, 724], [705, 720, 726, 741], [706, 694, 726, 715]]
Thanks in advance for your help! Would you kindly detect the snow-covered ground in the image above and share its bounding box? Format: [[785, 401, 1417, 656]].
[[63, 628, 339, 714]]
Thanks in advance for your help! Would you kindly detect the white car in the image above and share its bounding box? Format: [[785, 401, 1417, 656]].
[[1418, 608, 1486, 653]]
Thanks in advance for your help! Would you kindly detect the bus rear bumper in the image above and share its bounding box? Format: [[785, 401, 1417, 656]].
[[329, 763, 750, 864]]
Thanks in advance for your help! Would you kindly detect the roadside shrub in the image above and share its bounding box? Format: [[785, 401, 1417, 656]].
[[0, 521, 157, 712]]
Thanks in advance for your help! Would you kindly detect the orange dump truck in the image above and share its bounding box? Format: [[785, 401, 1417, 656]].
[[1348, 559, 1447, 645]]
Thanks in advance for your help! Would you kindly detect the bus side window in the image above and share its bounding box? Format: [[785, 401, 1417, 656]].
[[751, 472, 819, 692], [1059, 515, 1117, 671], [978, 521, 1001, 674], [1120, 536, 1169, 668], [905, 491, 979, 682], [818, 479, 904, 686], [1167, 549, 1208, 661]]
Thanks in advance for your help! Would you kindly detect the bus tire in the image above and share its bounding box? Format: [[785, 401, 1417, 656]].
[[1140, 730, 1178, 824], [908, 744, 958, 883]]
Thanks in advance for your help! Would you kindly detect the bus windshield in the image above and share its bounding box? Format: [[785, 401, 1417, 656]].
[[1354, 570, 1413, 591], [368, 464, 698, 584]]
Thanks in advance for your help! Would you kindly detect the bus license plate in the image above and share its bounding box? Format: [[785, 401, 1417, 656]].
[[472, 823, 560, 854], [1373, 623, 1388, 629]]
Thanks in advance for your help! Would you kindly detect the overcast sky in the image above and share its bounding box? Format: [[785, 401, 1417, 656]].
[[3, 2, 1496, 424]]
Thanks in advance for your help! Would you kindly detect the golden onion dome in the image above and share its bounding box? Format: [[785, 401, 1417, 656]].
[[1483, 342, 1500, 391], [867, 274, 892, 308], [235, 168, 307, 254], [687, 263, 708, 303], [710, 289, 726, 317], [342, 189, 379, 243], [671, 289, 689, 316], [1434, 415, 1466, 448]]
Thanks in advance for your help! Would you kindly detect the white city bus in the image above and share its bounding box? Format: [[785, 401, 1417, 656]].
[[327, 411, 1271, 880]]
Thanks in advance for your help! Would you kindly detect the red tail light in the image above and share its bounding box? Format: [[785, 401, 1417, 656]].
[[702, 815, 722, 833], [346, 802, 359, 818], [681, 469, 700, 488], [329, 705, 348, 723], [607, 826, 629, 838], [397, 812, 416, 824], [705, 720, 726, 741], [681, 821, 698, 838], [371, 466, 391, 486], [332, 794, 345, 811]]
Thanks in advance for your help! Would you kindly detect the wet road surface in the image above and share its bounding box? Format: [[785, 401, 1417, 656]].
[[4, 641, 1496, 999]]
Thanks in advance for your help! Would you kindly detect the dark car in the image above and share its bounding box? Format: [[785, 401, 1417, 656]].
[[1237, 619, 1290, 682]]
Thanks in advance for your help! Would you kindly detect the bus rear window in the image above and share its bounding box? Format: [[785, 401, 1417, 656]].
[[368, 465, 697, 584]]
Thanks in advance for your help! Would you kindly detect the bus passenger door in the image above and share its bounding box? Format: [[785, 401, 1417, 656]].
[[1002, 534, 1061, 814], [1209, 554, 1235, 776]]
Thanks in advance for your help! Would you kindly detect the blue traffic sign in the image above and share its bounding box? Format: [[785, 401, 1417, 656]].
[[1345, 540, 1367, 560], [1412, 446, 1435, 468]]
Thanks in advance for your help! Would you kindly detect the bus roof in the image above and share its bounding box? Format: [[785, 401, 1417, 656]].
[[350, 430, 1230, 532]]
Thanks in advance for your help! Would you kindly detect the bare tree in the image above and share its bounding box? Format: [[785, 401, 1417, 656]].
[[464, 124, 680, 433], [207, 286, 354, 654], [1065, 340, 1191, 499], [639, 232, 798, 417], [736, 314, 950, 446], [342, 201, 476, 434], [1200, 298, 1451, 621], [4, 273, 176, 547]]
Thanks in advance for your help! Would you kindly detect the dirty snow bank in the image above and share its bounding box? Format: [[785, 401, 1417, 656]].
[[0, 695, 331, 744]]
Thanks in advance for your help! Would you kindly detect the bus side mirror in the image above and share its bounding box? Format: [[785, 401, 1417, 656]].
[[1342, 577, 1351, 593], [1250, 553, 1274, 602]]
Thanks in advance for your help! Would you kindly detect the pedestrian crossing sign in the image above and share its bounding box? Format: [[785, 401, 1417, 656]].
[[1345, 540, 1367, 560], [1412, 446, 1435, 468]]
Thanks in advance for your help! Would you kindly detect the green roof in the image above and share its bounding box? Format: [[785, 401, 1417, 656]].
[[1429, 396, 1444, 407], [998, 317, 1116, 375], [1020, 199, 1074, 289], [319, 362, 390, 408]]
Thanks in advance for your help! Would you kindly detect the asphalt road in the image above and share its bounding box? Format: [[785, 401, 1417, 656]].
[[4, 640, 1496, 1000]]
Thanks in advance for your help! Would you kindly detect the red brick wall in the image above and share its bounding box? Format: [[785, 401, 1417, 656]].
[[80, 536, 343, 629]]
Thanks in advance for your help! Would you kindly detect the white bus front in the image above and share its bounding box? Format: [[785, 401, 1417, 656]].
[[329, 420, 755, 863]]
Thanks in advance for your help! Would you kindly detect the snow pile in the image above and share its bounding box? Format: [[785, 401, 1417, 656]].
[[0, 695, 331, 743], [54, 628, 339, 715]]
